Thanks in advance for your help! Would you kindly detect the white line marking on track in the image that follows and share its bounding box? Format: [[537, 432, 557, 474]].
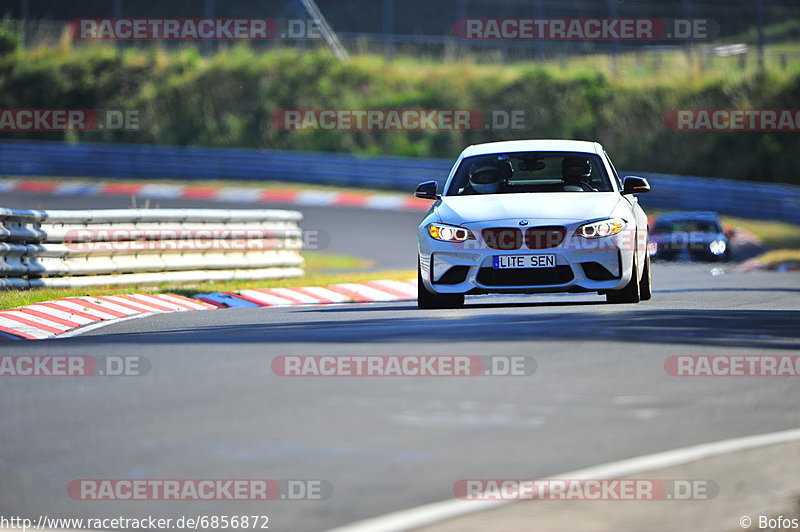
[[326, 427, 800, 532]]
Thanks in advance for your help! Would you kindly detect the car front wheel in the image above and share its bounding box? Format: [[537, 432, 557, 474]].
[[417, 260, 465, 309], [606, 254, 641, 304], [639, 252, 652, 301]]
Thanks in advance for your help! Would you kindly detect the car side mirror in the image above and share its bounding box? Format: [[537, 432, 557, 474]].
[[415, 180, 439, 200], [622, 176, 651, 195]]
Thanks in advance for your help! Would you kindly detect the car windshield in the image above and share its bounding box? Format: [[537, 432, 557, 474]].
[[654, 219, 722, 233], [445, 151, 613, 196]]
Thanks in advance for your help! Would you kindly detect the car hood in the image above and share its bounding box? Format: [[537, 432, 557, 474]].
[[435, 193, 623, 224]]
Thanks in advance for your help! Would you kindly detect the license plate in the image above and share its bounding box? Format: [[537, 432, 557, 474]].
[[493, 254, 556, 269]]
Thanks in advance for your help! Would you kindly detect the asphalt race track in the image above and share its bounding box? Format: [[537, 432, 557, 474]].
[[1, 191, 799, 531]]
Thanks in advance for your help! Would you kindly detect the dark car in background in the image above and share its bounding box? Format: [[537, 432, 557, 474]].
[[649, 211, 731, 262]]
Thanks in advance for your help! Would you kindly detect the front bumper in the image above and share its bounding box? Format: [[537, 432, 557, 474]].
[[649, 234, 729, 262], [418, 228, 637, 295]]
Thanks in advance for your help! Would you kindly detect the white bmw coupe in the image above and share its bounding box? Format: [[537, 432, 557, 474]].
[[416, 139, 652, 309]]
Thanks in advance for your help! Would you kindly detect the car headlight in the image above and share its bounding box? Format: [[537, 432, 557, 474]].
[[428, 223, 475, 242], [575, 218, 626, 239], [709, 240, 727, 255]]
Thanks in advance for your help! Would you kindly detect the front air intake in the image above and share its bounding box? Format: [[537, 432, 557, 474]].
[[481, 228, 523, 250], [525, 226, 566, 249]]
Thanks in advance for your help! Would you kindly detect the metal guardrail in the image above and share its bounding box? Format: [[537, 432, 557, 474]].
[[635, 172, 800, 225], [0, 207, 305, 289], [1, 140, 799, 224], [0, 140, 451, 191]]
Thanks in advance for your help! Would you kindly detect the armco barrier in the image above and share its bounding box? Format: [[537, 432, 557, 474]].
[[1, 140, 798, 224], [0, 140, 451, 191], [0, 207, 304, 288], [636, 172, 800, 225]]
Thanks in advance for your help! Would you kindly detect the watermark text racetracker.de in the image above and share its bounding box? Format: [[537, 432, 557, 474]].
[[69, 18, 324, 40], [665, 355, 800, 377], [68, 479, 332, 501], [454, 18, 716, 40], [0, 355, 148, 376], [271, 355, 536, 377], [1, 515, 270, 531], [63, 227, 326, 251], [0, 109, 140, 131], [270, 109, 527, 131], [664, 109, 800, 131], [454, 478, 719, 501], [432, 226, 649, 252]]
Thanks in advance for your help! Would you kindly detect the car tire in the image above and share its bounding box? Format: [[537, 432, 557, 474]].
[[417, 260, 465, 309], [639, 252, 652, 301], [606, 253, 641, 304]]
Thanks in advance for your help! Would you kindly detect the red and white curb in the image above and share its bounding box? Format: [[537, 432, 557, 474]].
[[0, 178, 431, 212], [0, 294, 215, 340], [734, 258, 800, 273], [196, 279, 416, 308], [0, 280, 417, 340]]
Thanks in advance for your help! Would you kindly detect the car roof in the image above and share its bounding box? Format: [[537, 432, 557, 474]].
[[655, 211, 721, 220], [460, 139, 603, 158]]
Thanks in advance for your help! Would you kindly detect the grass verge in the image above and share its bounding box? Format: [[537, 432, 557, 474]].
[[0, 252, 414, 310], [719, 216, 800, 270], [719, 216, 800, 250], [751, 249, 800, 268], [647, 209, 800, 250]]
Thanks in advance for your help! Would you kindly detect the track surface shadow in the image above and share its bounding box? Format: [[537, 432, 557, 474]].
[[46, 308, 800, 351]]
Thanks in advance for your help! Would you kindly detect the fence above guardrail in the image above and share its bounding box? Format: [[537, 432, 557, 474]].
[[1, 140, 798, 224], [0, 206, 305, 289]]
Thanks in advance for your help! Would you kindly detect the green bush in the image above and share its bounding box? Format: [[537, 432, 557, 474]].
[[0, 18, 21, 56], [1, 45, 800, 185]]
